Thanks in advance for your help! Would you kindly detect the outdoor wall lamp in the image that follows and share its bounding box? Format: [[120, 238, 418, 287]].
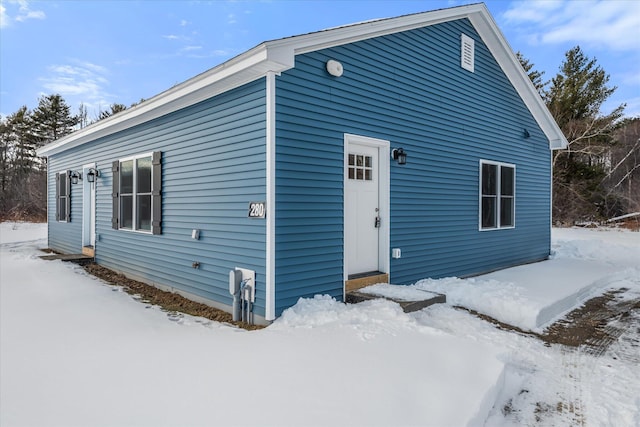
[[86, 168, 100, 183], [326, 59, 344, 77], [523, 128, 531, 139], [391, 148, 407, 165], [69, 171, 82, 184]]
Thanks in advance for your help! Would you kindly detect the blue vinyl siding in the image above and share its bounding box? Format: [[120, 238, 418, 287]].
[[274, 18, 551, 313], [47, 165, 82, 255], [45, 79, 268, 316]]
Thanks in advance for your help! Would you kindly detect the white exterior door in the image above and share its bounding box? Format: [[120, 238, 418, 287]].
[[344, 135, 389, 277], [82, 164, 96, 248]]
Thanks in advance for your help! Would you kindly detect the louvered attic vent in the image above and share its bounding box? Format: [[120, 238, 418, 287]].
[[461, 34, 475, 72]]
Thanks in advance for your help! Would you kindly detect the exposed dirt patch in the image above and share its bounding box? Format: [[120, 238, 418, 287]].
[[542, 288, 639, 354], [82, 263, 264, 331]]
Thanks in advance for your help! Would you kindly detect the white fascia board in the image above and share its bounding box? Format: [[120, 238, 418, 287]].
[[267, 3, 485, 56], [264, 3, 567, 149], [37, 3, 567, 157], [37, 44, 295, 157], [467, 10, 568, 150]]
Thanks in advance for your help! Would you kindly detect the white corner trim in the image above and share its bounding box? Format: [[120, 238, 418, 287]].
[[265, 71, 277, 321]]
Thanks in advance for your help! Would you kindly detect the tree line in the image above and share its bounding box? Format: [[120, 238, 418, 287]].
[[519, 46, 639, 224], [0, 98, 130, 220], [1, 45, 638, 224]]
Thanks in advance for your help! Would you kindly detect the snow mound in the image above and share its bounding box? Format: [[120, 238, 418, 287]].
[[272, 294, 425, 340], [552, 227, 639, 267], [416, 277, 539, 329], [0, 222, 47, 245]]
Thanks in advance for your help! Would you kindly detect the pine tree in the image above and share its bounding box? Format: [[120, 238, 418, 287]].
[[547, 46, 626, 223], [0, 106, 45, 218], [547, 46, 624, 150], [516, 51, 546, 96], [97, 103, 127, 121], [32, 94, 78, 145]]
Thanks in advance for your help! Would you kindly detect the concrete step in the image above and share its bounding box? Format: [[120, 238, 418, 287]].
[[346, 287, 446, 313], [40, 253, 94, 265]]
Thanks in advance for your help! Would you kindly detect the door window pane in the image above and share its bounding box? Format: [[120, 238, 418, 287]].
[[348, 153, 373, 181]]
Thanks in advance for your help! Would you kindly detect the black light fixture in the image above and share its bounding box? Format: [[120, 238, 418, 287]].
[[523, 128, 531, 139], [86, 168, 100, 183], [391, 148, 407, 165], [69, 171, 82, 184]]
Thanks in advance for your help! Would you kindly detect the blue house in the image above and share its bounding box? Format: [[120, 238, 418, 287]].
[[37, 4, 567, 324]]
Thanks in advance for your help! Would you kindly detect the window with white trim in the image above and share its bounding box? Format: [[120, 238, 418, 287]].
[[112, 152, 162, 234], [480, 160, 515, 230]]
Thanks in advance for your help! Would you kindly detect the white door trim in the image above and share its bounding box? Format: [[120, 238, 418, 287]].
[[82, 162, 96, 248], [343, 134, 390, 291]]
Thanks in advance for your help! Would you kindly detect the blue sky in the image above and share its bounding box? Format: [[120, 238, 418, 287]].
[[1, 0, 639, 120]]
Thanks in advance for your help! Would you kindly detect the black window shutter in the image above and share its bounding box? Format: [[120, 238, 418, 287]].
[[65, 170, 71, 222], [112, 161, 119, 229], [55, 172, 60, 221], [151, 151, 162, 235]]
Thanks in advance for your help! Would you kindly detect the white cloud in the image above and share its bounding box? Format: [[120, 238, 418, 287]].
[[39, 59, 113, 112], [502, 0, 640, 51], [0, 3, 8, 28], [0, 0, 45, 27]]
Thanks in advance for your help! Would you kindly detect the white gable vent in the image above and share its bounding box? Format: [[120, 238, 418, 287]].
[[461, 34, 475, 73]]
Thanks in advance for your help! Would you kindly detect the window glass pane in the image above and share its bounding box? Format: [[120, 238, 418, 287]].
[[348, 154, 355, 166], [137, 157, 152, 193], [348, 167, 354, 179], [59, 197, 66, 221], [356, 155, 363, 167], [501, 197, 514, 227], [121, 195, 133, 229], [120, 160, 134, 194], [481, 196, 496, 228], [365, 156, 371, 168], [59, 174, 68, 196], [137, 195, 152, 231], [482, 163, 497, 195], [365, 169, 372, 181], [501, 167, 514, 196], [356, 169, 363, 180]]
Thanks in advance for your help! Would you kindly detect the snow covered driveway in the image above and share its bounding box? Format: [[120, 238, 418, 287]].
[[1, 223, 639, 426]]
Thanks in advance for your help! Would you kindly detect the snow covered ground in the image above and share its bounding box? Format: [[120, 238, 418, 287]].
[[1, 223, 638, 426]]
